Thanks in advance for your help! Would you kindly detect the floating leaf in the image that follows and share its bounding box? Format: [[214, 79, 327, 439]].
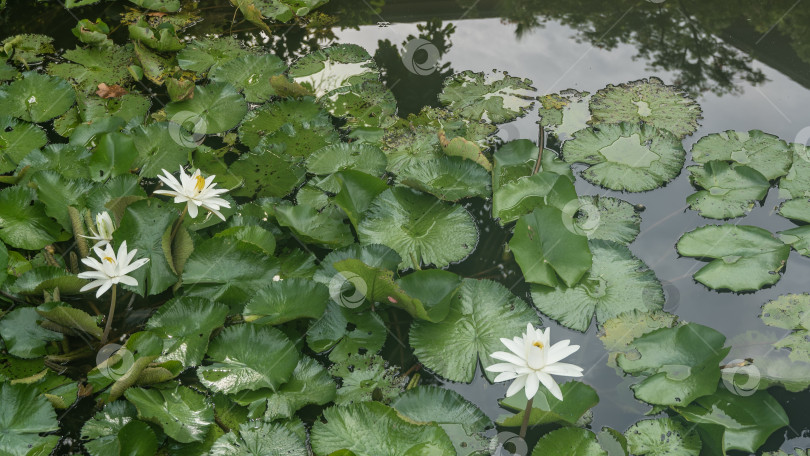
[[675, 224, 789, 292], [131, 122, 193, 178], [289, 44, 378, 98], [209, 54, 286, 103], [210, 421, 307, 456], [562, 122, 685, 192], [0, 383, 60, 456], [575, 195, 641, 244], [624, 418, 701, 456], [410, 279, 540, 382], [398, 155, 491, 202], [197, 324, 299, 394], [124, 384, 214, 443], [537, 90, 592, 142], [531, 427, 607, 456], [274, 202, 353, 248], [37, 304, 102, 340], [165, 82, 247, 134], [310, 402, 456, 456], [761, 294, 810, 363], [128, 20, 184, 52], [323, 79, 398, 129], [497, 381, 599, 427], [778, 198, 810, 223], [47, 45, 133, 92], [0, 71, 75, 123], [598, 310, 679, 369], [690, 130, 792, 180], [237, 97, 338, 151], [357, 187, 478, 269], [332, 171, 389, 228], [0, 306, 62, 359], [778, 225, 810, 257], [393, 385, 490, 433], [178, 37, 250, 74], [1, 34, 53, 65], [307, 302, 386, 362], [686, 161, 769, 219], [439, 70, 536, 124], [0, 116, 47, 174], [330, 353, 406, 406], [725, 330, 810, 393], [779, 144, 810, 199], [129, 0, 181, 12], [306, 142, 387, 183], [590, 77, 702, 139], [0, 186, 62, 250], [674, 387, 788, 453], [243, 278, 329, 325], [145, 297, 228, 367], [616, 323, 728, 406], [510, 206, 592, 288]]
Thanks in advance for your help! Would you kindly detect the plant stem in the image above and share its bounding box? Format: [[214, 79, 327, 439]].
[[519, 397, 534, 439], [409, 252, 421, 270], [102, 285, 117, 345], [531, 128, 545, 175], [169, 206, 188, 244]]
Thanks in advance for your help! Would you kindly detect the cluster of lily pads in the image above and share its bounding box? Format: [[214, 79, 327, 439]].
[[0, 2, 809, 456]]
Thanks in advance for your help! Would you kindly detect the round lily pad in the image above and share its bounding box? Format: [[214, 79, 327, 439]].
[[531, 428, 607, 456], [691, 130, 792, 180], [778, 198, 810, 223], [210, 421, 307, 455], [237, 98, 338, 152], [761, 294, 810, 363], [0, 115, 47, 174], [686, 161, 770, 219], [625, 418, 701, 456], [0, 71, 76, 123], [779, 144, 810, 199], [164, 82, 248, 134], [574, 195, 641, 244], [209, 54, 287, 103], [177, 36, 251, 74], [47, 45, 133, 93], [590, 76, 702, 139], [562, 122, 685, 192], [538, 89, 593, 142], [357, 187, 478, 269], [439, 69, 536, 124], [531, 240, 664, 332]]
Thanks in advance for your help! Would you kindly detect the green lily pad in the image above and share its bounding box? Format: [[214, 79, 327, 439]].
[[0, 306, 62, 359], [131, 122, 193, 178], [438, 69, 536, 124], [674, 387, 788, 453], [392, 385, 491, 433], [209, 54, 287, 103], [228, 148, 305, 199], [675, 224, 789, 292], [691, 130, 792, 180], [532, 240, 663, 332], [321, 80, 398, 129], [531, 428, 607, 456], [11, 266, 87, 296], [778, 198, 810, 223], [779, 144, 810, 199], [36, 304, 102, 340], [197, 324, 299, 394], [30, 170, 92, 230], [598, 310, 680, 369], [725, 330, 810, 393], [761, 294, 810, 363], [128, 20, 184, 52], [357, 187, 478, 269], [274, 201, 353, 248], [537, 90, 593, 142], [47, 45, 133, 92], [624, 418, 701, 456], [510, 206, 592, 288], [590, 77, 702, 139], [215, 225, 276, 256], [562, 122, 686, 192], [210, 420, 307, 455], [289, 44, 378, 98], [306, 302, 386, 362], [1, 34, 53, 65], [330, 353, 406, 406], [410, 278, 540, 382], [778, 225, 810, 257], [306, 142, 387, 182], [0, 116, 47, 174], [0, 71, 75, 123], [81, 401, 155, 456], [129, 0, 181, 12], [575, 195, 641, 244], [398, 155, 491, 202], [243, 278, 329, 325], [380, 124, 445, 174], [17, 143, 91, 179], [145, 297, 228, 367], [124, 384, 214, 443], [497, 381, 599, 427], [686, 161, 770, 219], [0, 383, 60, 456], [310, 402, 456, 456], [616, 323, 729, 406], [178, 37, 251, 74], [165, 82, 247, 134], [0, 186, 63, 250], [237, 98, 338, 151]]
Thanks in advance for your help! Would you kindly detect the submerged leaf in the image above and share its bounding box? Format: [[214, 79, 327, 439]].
[[439, 69, 536, 124]]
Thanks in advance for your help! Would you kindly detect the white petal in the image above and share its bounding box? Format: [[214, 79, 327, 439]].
[[542, 363, 584, 377], [187, 201, 199, 218], [493, 371, 519, 382], [119, 258, 149, 275], [500, 337, 525, 358], [118, 275, 138, 287], [77, 271, 110, 280], [505, 375, 527, 397], [486, 362, 520, 373], [80, 279, 106, 292], [537, 371, 563, 401], [524, 371, 540, 399], [546, 341, 580, 365], [207, 208, 226, 221], [490, 351, 527, 367], [95, 281, 113, 298]]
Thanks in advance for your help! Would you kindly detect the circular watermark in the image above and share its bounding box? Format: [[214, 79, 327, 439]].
[[328, 272, 368, 309], [168, 110, 207, 148], [401, 38, 440, 76], [643, 280, 681, 312], [792, 126, 810, 162], [489, 431, 528, 456], [721, 359, 761, 396], [561, 198, 601, 237], [95, 343, 134, 381]]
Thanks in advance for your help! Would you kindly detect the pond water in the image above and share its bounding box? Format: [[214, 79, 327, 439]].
[[4, 0, 810, 454]]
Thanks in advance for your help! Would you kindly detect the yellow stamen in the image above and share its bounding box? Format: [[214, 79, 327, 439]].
[[103, 256, 115, 263], [533, 341, 544, 349], [194, 175, 206, 193]]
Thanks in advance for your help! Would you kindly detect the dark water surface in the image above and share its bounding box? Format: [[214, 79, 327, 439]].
[[5, 1, 810, 454]]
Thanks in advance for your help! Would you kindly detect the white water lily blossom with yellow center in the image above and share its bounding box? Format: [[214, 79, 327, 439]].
[[486, 323, 583, 401], [77, 241, 149, 298], [80, 212, 115, 249], [155, 167, 230, 220]]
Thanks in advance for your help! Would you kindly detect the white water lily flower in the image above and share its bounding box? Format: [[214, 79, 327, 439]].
[[154, 167, 230, 221], [486, 323, 583, 401], [77, 241, 149, 298], [80, 212, 115, 249]]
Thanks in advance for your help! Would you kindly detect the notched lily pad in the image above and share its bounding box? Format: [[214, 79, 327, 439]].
[[0, 71, 76, 123], [439, 69, 536, 124], [761, 294, 810, 363], [691, 130, 792, 180], [624, 418, 701, 456], [537, 89, 592, 142], [686, 160, 770, 219]]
